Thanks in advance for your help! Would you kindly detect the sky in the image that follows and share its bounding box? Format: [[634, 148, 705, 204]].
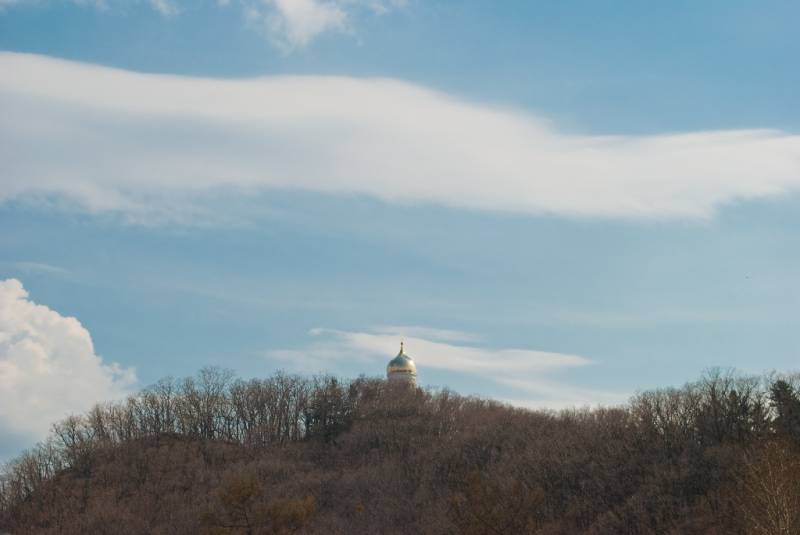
[[1, 0, 799, 459]]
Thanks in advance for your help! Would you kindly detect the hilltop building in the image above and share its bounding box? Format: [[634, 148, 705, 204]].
[[386, 341, 417, 386]]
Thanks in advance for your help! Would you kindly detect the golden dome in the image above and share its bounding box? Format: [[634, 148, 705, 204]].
[[387, 341, 417, 379]]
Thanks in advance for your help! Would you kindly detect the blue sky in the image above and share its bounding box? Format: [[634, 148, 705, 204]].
[[0, 0, 798, 458]]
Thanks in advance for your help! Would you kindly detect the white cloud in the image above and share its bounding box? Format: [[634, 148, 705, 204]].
[[1, 53, 799, 222], [269, 326, 623, 409], [241, 0, 404, 50], [0, 279, 136, 443], [261, 0, 347, 49]]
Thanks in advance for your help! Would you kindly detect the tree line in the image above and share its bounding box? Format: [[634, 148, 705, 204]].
[[1, 367, 799, 534]]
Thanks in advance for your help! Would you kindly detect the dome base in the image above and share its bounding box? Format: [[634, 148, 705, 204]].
[[387, 370, 417, 387]]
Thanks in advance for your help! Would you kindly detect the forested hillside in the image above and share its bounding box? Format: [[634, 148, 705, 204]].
[[1, 368, 799, 534]]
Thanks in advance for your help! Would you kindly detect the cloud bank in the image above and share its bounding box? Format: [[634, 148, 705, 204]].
[[0, 279, 136, 444], [269, 326, 625, 409], [1, 53, 799, 222]]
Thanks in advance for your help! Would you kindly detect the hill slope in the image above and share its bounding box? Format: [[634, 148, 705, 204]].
[[1, 369, 799, 534]]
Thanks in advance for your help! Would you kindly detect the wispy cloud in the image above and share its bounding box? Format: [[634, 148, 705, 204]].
[[233, 0, 406, 50], [1, 0, 175, 15], [497, 378, 628, 410], [2, 1, 402, 47], [1, 53, 799, 223], [148, 0, 179, 16], [251, 0, 348, 50], [0, 261, 70, 277], [0, 0, 22, 9], [268, 326, 624, 409], [305, 327, 591, 372], [371, 325, 480, 344]]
